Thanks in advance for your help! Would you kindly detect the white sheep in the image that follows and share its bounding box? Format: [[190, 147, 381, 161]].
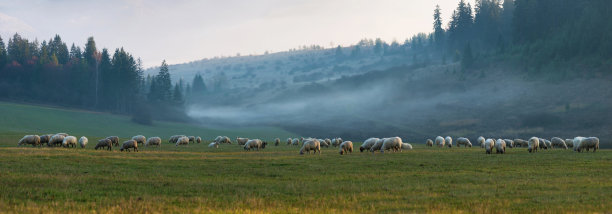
[[299, 139, 321, 155], [538, 138, 549, 150], [370, 138, 386, 153], [484, 139, 495, 154], [106, 136, 120, 146], [574, 137, 599, 152], [425, 139, 433, 147], [331, 138, 343, 147], [18, 135, 41, 147], [175, 136, 190, 146], [478, 136, 485, 148], [95, 138, 112, 150], [381, 137, 402, 153], [169, 135, 186, 144], [325, 139, 332, 147], [244, 139, 268, 151], [513, 139, 528, 147], [318, 139, 330, 148], [78, 136, 88, 148], [456, 137, 472, 148], [120, 140, 138, 152], [339, 141, 354, 155], [132, 135, 146, 146], [286, 138, 292, 145], [39, 134, 52, 146], [401, 143, 413, 150], [291, 138, 300, 146], [274, 138, 280, 146], [196, 136, 202, 144], [208, 142, 219, 148], [565, 139, 574, 148], [62, 136, 77, 148], [435, 136, 445, 148], [146, 137, 162, 147], [528, 137, 540, 153], [48, 134, 66, 147], [236, 137, 249, 145], [360, 138, 379, 152], [551, 137, 568, 149], [504, 139, 514, 148], [445, 136, 453, 148], [495, 139, 506, 154]]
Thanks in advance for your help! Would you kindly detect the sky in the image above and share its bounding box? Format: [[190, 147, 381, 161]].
[[0, 0, 474, 68]]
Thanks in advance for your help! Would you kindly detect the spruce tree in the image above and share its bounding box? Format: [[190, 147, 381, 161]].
[[433, 5, 445, 48]]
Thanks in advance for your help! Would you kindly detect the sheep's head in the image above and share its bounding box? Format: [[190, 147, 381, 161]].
[[528, 147, 532, 153], [359, 147, 365, 152], [339, 150, 344, 155]]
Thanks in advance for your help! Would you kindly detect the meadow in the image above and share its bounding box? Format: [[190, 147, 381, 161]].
[[0, 102, 610, 213]]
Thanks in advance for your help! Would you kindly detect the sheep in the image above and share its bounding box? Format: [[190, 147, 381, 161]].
[[299, 139, 321, 155], [146, 137, 162, 147], [504, 139, 514, 148], [275, 138, 280, 146], [120, 140, 138, 152], [208, 142, 219, 148], [48, 134, 66, 147], [95, 138, 112, 150], [236, 137, 249, 146], [574, 137, 599, 152], [545, 139, 552, 149], [484, 139, 495, 154], [339, 141, 353, 155], [244, 139, 268, 151], [477, 136, 485, 148], [426, 139, 433, 147], [360, 138, 379, 152], [175, 136, 189, 146], [331, 138, 343, 147], [325, 139, 332, 147], [106, 136, 120, 147], [401, 143, 413, 150], [78, 136, 88, 148], [55, 133, 69, 137], [381, 137, 402, 153], [291, 138, 300, 146], [286, 138, 292, 145], [551, 137, 568, 149], [513, 139, 528, 147], [196, 136, 202, 144], [538, 138, 549, 150], [435, 136, 445, 148], [456, 137, 472, 148], [445, 136, 453, 148], [528, 137, 540, 153], [40, 134, 52, 146], [18, 135, 41, 147], [169, 135, 186, 144], [62, 136, 77, 148], [370, 138, 386, 153], [565, 139, 574, 148], [132, 135, 146, 146], [318, 139, 330, 148], [495, 139, 506, 154]]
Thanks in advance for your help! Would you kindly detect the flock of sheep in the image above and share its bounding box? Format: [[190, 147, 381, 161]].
[[424, 135, 600, 154], [16, 133, 600, 154]]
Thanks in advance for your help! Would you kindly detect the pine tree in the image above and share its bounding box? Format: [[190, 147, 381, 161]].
[[191, 73, 207, 95], [84, 37, 97, 67], [0, 36, 7, 68], [335, 45, 343, 59], [172, 83, 183, 104], [155, 60, 172, 102], [433, 5, 445, 48]]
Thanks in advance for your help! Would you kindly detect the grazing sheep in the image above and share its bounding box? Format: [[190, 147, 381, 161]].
[[95, 138, 112, 150], [40, 134, 52, 146], [426, 139, 434, 147], [286, 138, 292, 145], [456, 137, 472, 148], [528, 137, 540, 153], [146, 137, 162, 147], [339, 141, 354, 155], [360, 138, 379, 152], [495, 139, 506, 154], [169, 135, 186, 144], [175, 136, 189, 146], [120, 140, 138, 152], [244, 139, 268, 151], [545, 139, 552, 149], [435, 136, 445, 148], [62, 136, 77, 148], [551, 137, 568, 149], [565, 139, 574, 148], [318, 139, 330, 148], [477, 136, 486, 148], [18, 135, 41, 147], [504, 139, 514, 148], [325, 139, 332, 147], [401, 143, 413, 150], [299, 139, 321, 155], [370, 138, 386, 153], [213, 136, 231, 144], [513, 139, 528, 147], [538, 138, 549, 150], [131, 135, 146, 146], [78, 136, 88, 148], [381, 137, 402, 153], [55, 133, 69, 137], [106, 136, 120, 147], [275, 138, 280, 146], [574, 137, 599, 152], [236, 137, 249, 146], [291, 138, 300, 146], [196, 136, 202, 144], [48, 134, 66, 147], [331, 138, 343, 147], [445, 136, 453, 148], [484, 139, 495, 154], [208, 142, 219, 148]]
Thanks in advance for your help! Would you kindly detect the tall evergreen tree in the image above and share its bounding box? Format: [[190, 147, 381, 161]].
[[433, 5, 445, 49], [151, 60, 172, 102], [172, 83, 183, 104], [447, 0, 474, 50], [0, 36, 7, 68], [84, 37, 97, 67], [191, 73, 207, 95]]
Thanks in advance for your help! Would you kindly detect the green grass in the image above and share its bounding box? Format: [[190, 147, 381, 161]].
[[0, 102, 610, 213]]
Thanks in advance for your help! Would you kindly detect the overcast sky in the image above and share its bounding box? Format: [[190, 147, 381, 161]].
[[0, 0, 474, 68]]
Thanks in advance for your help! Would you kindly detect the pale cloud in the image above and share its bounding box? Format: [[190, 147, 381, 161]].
[[0, 12, 35, 36]]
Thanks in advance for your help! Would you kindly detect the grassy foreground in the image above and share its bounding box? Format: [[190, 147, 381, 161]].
[[0, 144, 610, 213]]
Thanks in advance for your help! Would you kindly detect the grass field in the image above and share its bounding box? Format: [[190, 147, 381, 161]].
[[0, 102, 611, 213]]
